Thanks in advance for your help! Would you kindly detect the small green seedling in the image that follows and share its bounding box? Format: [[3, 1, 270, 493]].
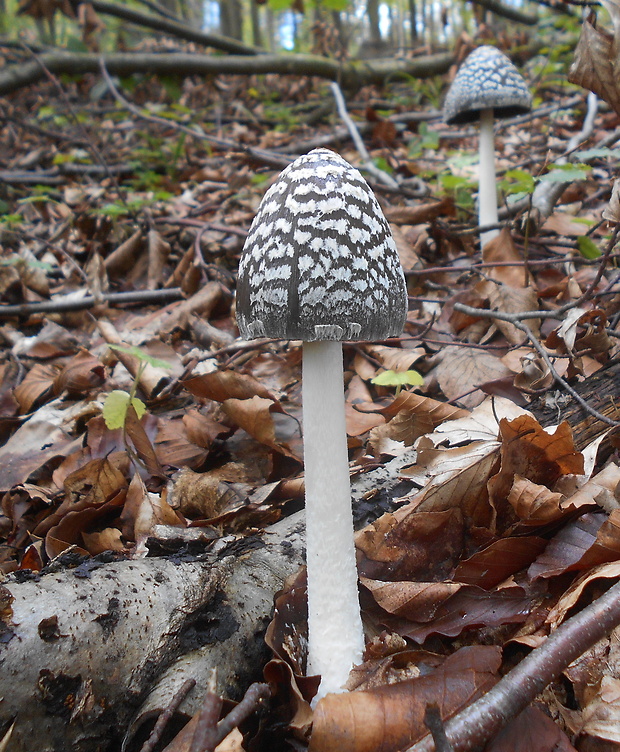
[[102, 345, 170, 431], [372, 369, 424, 396], [577, 236, 602, 260]]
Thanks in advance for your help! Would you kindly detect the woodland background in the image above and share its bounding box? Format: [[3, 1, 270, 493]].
[[2, 1, 620, 752]]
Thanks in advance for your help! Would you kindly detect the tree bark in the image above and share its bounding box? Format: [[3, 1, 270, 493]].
[[528, 359, 620, 451], [0, 514, 305, 752], [0, 449, 417, 752]]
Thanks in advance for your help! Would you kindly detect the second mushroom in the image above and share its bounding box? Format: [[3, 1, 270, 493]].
[[443, 45, 532, 248], [236, 148, 407, 701]]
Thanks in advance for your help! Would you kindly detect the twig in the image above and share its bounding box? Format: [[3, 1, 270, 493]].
[[214, 683, 271, 744], [407, 577, 620, 752], [190, 670, 223, 752], [21, 44, 126, 202], [0, 288, 185, 318], [98, 60, 294, 170], [424, 704, 455, 752], [139, 679, 196, 752], [329, 81, 399, 189], [452, 303, 620, 427]]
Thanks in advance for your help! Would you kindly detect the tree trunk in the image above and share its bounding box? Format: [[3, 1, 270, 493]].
[[219, 0, 243, 42], [250, 0, 263, 49]]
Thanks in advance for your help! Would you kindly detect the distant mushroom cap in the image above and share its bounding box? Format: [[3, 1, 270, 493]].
[[236, 148, 407, 342], [443, 45, 532, 126]]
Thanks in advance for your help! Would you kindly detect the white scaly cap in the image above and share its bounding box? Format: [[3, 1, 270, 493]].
[[443, 46, 532, 126], [236, 148, 407, 342]]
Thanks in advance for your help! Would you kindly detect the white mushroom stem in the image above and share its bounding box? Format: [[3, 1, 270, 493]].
[[302, 340, 365, 702], [478, 107, 500, 249]]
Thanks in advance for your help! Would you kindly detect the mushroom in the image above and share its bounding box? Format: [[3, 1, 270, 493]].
[[236, 148, 407, 700], [443, 45, 532, 248]]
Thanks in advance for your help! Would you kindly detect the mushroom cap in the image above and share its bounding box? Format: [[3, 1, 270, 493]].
[[236, 148, 408, 342], [443, 45, 532, 126]]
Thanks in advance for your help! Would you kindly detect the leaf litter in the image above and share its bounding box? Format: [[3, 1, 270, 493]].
[[3, 17, 620, 752]]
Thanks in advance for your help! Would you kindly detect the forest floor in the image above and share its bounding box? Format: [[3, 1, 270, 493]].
[[1, 39, 620, 752]]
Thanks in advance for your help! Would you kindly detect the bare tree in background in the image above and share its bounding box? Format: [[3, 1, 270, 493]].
[[219, 0, 243, 41]]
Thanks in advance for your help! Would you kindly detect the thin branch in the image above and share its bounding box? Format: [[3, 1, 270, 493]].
[[190, 670, 223, 752], [90, 0, 263, 55], [407, 577, 620, 752], [98, 60, 294, 169], [214, 683, 271, 744], [329, 81, 399, 189], [140, 679, 196, 752], [452, 303, 620, 427], [0, 288, 185, 318]]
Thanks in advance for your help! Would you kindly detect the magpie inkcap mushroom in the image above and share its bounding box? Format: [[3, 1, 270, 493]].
[[236, 148, 407, 701], [443, 46, 532, 248], [236, 148, 407, 343], [443, 45, 532, 127]]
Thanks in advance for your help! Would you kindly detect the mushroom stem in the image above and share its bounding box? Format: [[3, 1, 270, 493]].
[[478, 107, 500, 249], [302, 340, 364, 701]]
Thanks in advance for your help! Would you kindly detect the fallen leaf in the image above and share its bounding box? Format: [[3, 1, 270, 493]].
[[309, 646, 501, 752]]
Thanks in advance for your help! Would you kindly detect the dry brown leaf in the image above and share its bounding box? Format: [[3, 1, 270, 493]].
[[563, 462, 620, 513], [381, 390, 469, 423], [403, 439, 500, 527], [81, 527, 124, 555], [222, 395, 298, 458], [184, 369, 276, 403], [0, 414, 79, 493], [488, 415, 584, 529], [383, 197, 454, 225], [120, 473, 182, 555], [454, 536, 547, 589], [361, 578, 462, 620], [433, 346, 513, 409], [44, 489, 126, 559], [125, 406, 165, 478], [581, 676, 620, 743], [104, 229, 144, 277], [357, 507, 464, 583], [568, 3, 620, 118], [168, 465, 248, 520], [390, 224, 422, 271], [364, 344, 426, 373], [603, 179, 620, 223], [529, 510, 620, 580], [481, 227, 526, 288], [13, 363, 59, 414], [147, 229, 171, 290], [486, 705, 577, 752], [309, 646, 501, 752], [483, 282, 540, 342], [546, 560, 620, 629], [508, 476, 566, 524], [52, 350, 105, 397]]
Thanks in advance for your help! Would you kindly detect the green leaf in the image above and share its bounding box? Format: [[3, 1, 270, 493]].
[[576, 236, 601, 260], [372, 370, 424, 388], [107, 344, 171, 370], [539, 164, 591, 183], [102, 390, 146, 430], [574, 148, 620, 160]]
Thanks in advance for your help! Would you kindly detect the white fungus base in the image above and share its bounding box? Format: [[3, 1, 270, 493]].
[[302, 340, 365, 702], [478, 108, 500, 249]]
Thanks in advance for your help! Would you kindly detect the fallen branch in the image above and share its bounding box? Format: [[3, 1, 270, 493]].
[[0, 50, 455, 97], [90, 0, 262, 55], [469, 0, 539, 24], [408, 576, 620, 752], [0, 287, 185, 318]]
